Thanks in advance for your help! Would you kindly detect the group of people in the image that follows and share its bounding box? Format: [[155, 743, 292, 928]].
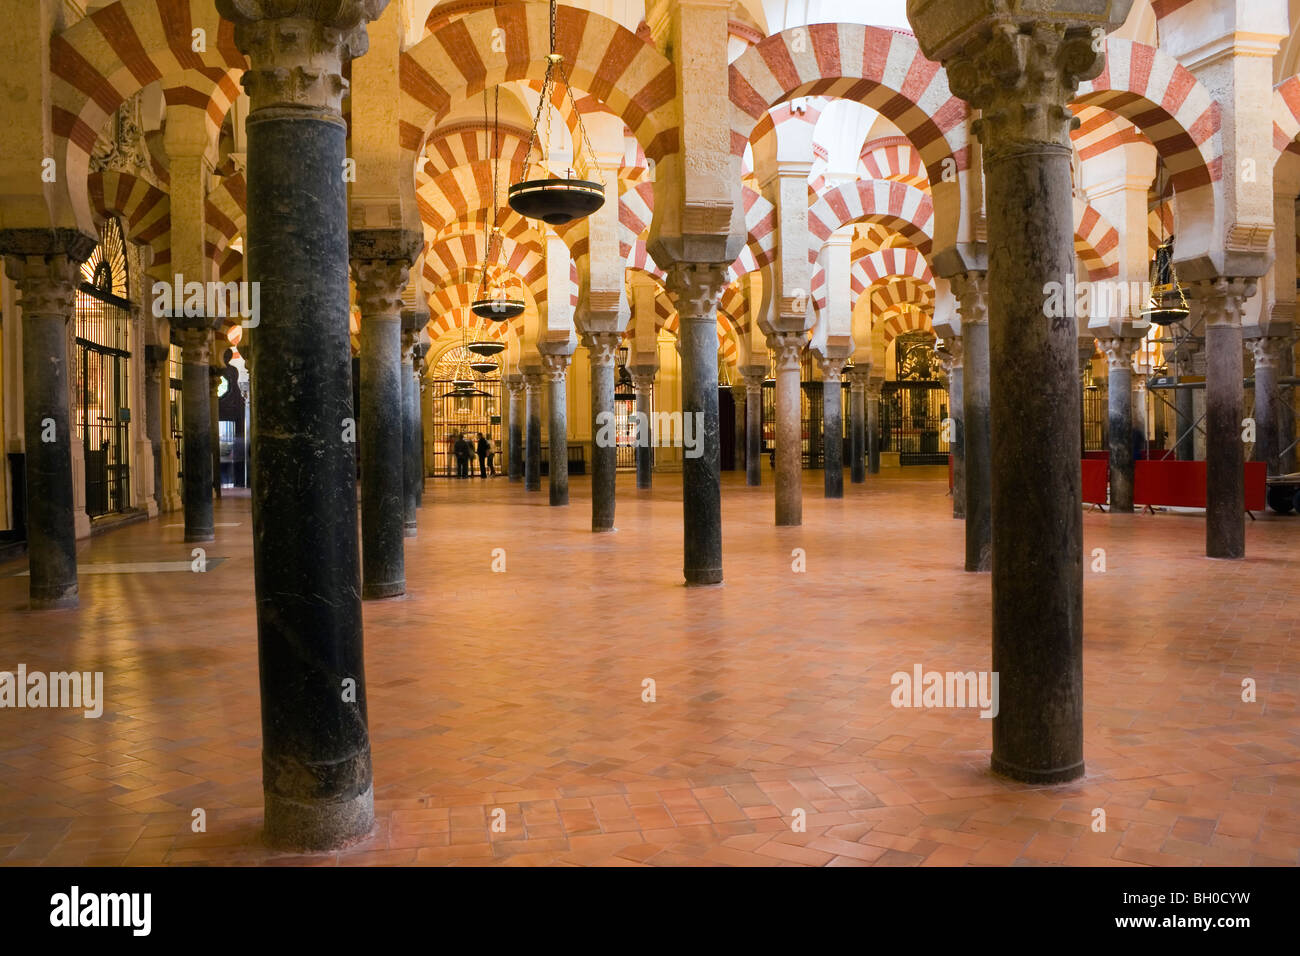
[[448, 431, 496, 479]]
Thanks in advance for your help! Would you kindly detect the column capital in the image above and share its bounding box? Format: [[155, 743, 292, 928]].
[[351, 258, 410, 319], [1189, 277, 1257, 328], [817, 354, 848, 382], [1098, 335, 1142, 372], [4, 253, 81, 320], [951, 271, 989, 326], [945, 23, 1108, 152], [1249, 335, 1292, 371], [738, 367, 766, 393], [583, 332, 622, 368], [664, 262, 729, 321], [767, 331, 805, 372], [539, 352, 571, 383], [503, 372, 524, 396], [627, 363, 658, 391], [846, 364, 873, 389], [217, 0, 388, 114]]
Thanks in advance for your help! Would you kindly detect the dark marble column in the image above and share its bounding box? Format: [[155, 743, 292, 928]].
[[666, 264, 724, 586], [174, 318, 216, 543], [847, 367, 867, 484], [523, 369, 542, 492], [1101, 336, 1139, 512], [413, 341, 428, 506], [953, 274, 989, 568], [628, 365, 655, 490], [819, 354, 847, 498], [399, 315, 420, 538], [144, 344, 168, 513], [770, 332, 804, 526], [586, 334, 619, 530], [731, 383, 746, 473], [1175, 369, 1196, 461], [1, 234, 95, 609], [351, 232, 418, 598], [866, 381, 882, 475], [540, 352, 571, 507], [742, 371, 764, 487], [941, 342, 965, 517], [218, 0, 384, 851], [505, 373, 524, 482], [1249, 335, 1289, 475], [1193, 278, 1254, 558], [210, 361, 224, 500], [932, 21, 1115, 784]]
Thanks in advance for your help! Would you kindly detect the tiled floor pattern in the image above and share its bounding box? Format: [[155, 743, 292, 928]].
[[0, 468, 1297, 866]]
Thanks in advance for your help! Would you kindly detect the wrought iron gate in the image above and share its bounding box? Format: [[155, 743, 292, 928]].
[[881, 380, 950, 465], [428, 380, 502, 476]]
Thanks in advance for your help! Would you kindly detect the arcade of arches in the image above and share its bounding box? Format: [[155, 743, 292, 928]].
[[0, 0, 1296, 866]]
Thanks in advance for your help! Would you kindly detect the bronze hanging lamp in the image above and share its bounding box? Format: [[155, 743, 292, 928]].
[[472, 81, 526, 323], [1141, 169, 1189, 327], [508, 0, 605, 225]]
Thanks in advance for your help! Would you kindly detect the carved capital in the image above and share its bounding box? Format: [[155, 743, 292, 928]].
[[628, 364, 657, 392], [352, 258, 410, 319], [1249, 335, 1292, 372], [1189, 277, 1257, 329], [817, 354, 848, 382], [217, 0, 389, 114], [939, 336, 964, 372], [948, 23, 1104, 153], [769, 332, 805, 373], [951, 271, 988, 326], [179, 329, 213, 366], [540, 352, 570, 384], [5, 254, 81, 320], [1098, 335, 1141, 373], [522, 370, 544, 394], [664, 262, 729, 321], [584, 332, 622, 368]]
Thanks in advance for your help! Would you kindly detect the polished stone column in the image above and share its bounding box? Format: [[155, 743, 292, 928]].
[[952, 273, 989, 568], [210, 362, 223, 500], [935, 21, 1115, 784], [219, 0, 383, 850], [666, 264, 725, 585], [413, 341, 428, 506], [1194, 279, 1255, 558], [587, 333, 619, 531], [819, 355, 847, 498], [174, 319, 216, 543], [351, 236, 417, 598], [523, 370, 542, 491], [629, 365, 656, 490], [1100, 336, 1140, 512], [505, 373, 524, 482], [541, 353, 571, 507], [941, 341, 965, 517], [1249, 335, 1290, 474], [399, 317, 419, 539], [866, 381, 882, 475], [1174, 347, 1197, 461], [847, 366, 867, 484], [741, 369, 764, 487], [1, 236, 94, 608], [144, 344, 168, 513], [770, 332, 804, 525], [731, 382, 746, 473]]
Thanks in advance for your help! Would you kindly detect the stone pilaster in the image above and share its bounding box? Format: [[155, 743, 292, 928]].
[[540, 351, 572, 507], [351, 243, 414, 598], [1248, 335, 1291, 475], [939, 338, 965, 518], [1, 233, 95, 609], [1099, 335, 1142, 512], [1192, 278, 1255, 558], [523, 369, 543, 492], [926, 14, 1124, 784], [768, 332, 804, 526], [628, 365, 657, 490], [664, 263, 726, 586], [817, 353, 848, 498], [586, 332, 620, 531], [952, 272, 989, 569], [847, 366, 870, 485], [172, 317, 218, 543], [218, 0, 386, 852]]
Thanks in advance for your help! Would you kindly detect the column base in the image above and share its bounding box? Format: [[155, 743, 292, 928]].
[[403, 523, 417, 539], [263, 784, 375, 852], [30, 591, 78, 611], [362, 580, 405, 600], [593, 523, 616, 533], [990, 755, 1085, 785], [185, 531, 216, 543], [684, 569, 723, 587]]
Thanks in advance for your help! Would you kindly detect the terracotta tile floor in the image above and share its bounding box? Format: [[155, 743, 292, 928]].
[[1, 467, 1297, 866]]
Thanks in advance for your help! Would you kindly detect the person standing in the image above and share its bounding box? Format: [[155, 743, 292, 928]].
[[454, 433, 471, 478], [476, 432, 491, 479]]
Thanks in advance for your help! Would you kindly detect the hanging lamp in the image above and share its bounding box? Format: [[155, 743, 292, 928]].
[[1140, 171, 1189, 327], [508, 0, 605, 225], [473, 80, 527, 322]]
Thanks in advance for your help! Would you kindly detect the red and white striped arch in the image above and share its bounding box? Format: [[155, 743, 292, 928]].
[[87, 169, 170, 276], [727, 186, 777, 281], [1072, 198, 1121, 281], [808, 179, 934, 260], [859, 135, 929, 189]]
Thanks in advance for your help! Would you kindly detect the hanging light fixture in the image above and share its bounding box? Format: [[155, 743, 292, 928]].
[[508, 0, 605, 225], [1140, 169, 1189, 327], [473, 80, 526, 323], [469, 359, 499, 375]]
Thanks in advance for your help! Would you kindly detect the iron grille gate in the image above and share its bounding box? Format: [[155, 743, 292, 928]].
[[428, 380, 502, 477], [881, 380, 950, 465], [75, 335, 131, 516], [613, 393, 637, 470]]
